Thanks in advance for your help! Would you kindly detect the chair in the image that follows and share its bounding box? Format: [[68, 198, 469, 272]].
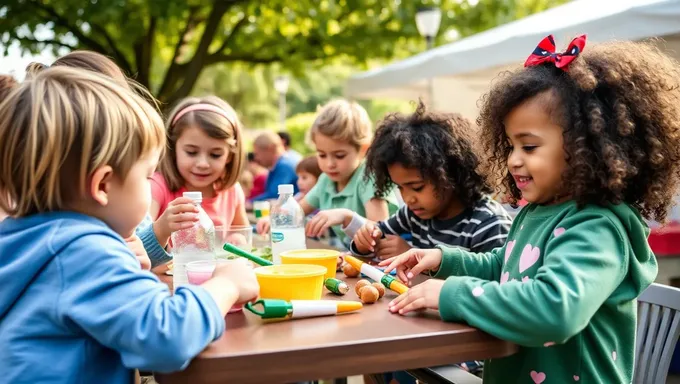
[[408, 283, 680, 384], [634, 283, 680, 384]]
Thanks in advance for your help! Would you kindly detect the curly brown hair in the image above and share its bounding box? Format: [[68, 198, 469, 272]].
[[366, 100, 491, 208], [478, 40, 680, 222]]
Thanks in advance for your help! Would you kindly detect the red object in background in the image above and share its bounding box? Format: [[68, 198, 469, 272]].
[[648, 223, 680, 257], [249, 173, 267, 199]]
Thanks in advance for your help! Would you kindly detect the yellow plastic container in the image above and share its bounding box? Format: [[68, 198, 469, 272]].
[[279, 249, 340, 280], [254, 264, 326, 301]]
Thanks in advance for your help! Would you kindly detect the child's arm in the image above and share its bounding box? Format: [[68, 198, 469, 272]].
[[57, 235, 230, 373], [364, 198, 390, 222], [135, 213, 171, 268], [437, 215, 640, 348]]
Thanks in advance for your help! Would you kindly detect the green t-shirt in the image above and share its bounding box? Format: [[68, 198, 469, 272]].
[[434, 201, 657, 383], [305, 162, 399, 246]]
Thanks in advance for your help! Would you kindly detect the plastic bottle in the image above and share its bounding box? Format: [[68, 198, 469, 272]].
[[171, 192, 216, 288], [270, 184, 306, 264]]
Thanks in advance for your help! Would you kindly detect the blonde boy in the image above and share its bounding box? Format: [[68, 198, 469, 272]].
[[0, 67, 258, 383]]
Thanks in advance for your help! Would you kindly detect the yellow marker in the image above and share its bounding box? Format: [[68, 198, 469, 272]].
[[344, 255, 409, 294]]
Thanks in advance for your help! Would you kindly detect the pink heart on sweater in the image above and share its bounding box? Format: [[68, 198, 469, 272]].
[[573, 375, 580, 381], [530, 371, 546, 384], [500, 272, 510, 285], [543, 341, 555, 347], [519, 244, 541, 273], [505, 240, 516, 263], [472, 287, 484, 297], [523, 276, 531, 283], [554, 227, 566, 237]]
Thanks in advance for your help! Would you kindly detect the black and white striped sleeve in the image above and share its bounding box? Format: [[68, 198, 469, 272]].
[[377, 206, 412, 236], [469, 215, 512, 252]]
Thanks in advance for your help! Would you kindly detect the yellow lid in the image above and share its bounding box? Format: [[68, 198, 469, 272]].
[[279, 249, 340, 260], [254, 264, 327, 278]]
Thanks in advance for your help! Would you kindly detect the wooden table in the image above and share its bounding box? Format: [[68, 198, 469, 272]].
[[155, 273, 517, 384]]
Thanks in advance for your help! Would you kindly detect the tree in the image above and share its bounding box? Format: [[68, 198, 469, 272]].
[[0, 0, 568, 106]]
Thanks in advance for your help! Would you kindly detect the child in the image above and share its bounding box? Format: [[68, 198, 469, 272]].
[[295, 155, 322, 201], [258, 99, 400, 248], [0, 67, 259, 383], [150, 96, 248, 247], [25, 51, 172, 270], [246, 152, 268, 199], [0, 74, 17, 222], [382, 36, 680, 383], [352, 101, 512, 260], [352, 101, 512, 381]]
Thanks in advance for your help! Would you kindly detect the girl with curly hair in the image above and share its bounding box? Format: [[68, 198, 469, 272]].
[[381, 35, 680, 383], [351, 100, 512, 260]]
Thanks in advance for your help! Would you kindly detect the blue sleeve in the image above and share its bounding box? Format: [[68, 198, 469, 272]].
[[251, 161, 299, 201], [135, 214, 171, 267], [57, 234, 224, 373]]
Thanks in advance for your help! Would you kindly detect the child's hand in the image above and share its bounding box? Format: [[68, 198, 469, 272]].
[[305, 208, 352, 238], [154, 197, 199, 244], [379, 248, 443, 284], [125, 235, 151, 270], [375, 235, 411, 260], [256, 217, 270, 235], [212, 259, 260, 305], [388, 279, 445, 315], [353, 222, 383, 253]]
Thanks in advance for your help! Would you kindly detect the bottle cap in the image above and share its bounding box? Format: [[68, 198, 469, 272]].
[[278, 184, 294, 194], [183, 191, 203, 202]]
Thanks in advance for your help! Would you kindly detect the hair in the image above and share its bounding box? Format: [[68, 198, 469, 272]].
[[27, 51, 127, 84], [0, 67, 165, 217], [253, 131, 283, 149], [366, 100, 491, 207], [310, 99, 373, 149], [0, 75, 18, 103], [296, 155, 322, 178], [478, 39, 680, 222], [277, 131, 292, 147], [160, 96, 244, 192], [239, 169, 254, 192]]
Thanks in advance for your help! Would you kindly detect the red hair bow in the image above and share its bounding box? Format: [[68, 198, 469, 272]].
[[524, 34, 587, 70]]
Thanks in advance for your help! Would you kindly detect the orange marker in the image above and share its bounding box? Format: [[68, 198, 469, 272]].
[[344, 255, 409, 294], [245, 299, 362, 319]]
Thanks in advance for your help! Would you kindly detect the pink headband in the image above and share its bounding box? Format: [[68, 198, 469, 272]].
[[171, 103, 238, 127]]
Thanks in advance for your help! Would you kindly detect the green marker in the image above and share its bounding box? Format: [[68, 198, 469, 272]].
[[324, 278, 349, 295]]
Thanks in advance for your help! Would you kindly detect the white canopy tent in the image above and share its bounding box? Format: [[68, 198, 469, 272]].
[[345, 0, 680, 119]]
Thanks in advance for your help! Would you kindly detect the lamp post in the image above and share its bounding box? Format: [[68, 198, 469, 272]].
[[415, 6, 442, 110], [274, 75, 290, 131]]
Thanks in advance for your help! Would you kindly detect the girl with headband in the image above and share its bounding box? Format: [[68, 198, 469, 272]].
[[150, 96, 248, 249]]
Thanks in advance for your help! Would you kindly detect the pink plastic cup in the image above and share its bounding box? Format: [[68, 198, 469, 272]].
[[185, 259, 254, 313]]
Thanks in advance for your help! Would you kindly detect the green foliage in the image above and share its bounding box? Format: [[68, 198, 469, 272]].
[[0, 0, 568, 105], [282, 112, 318, 156]]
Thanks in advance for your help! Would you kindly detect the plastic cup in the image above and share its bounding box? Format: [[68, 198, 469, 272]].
[[215, 225, 253, 259], [185, 259, 254, 313]]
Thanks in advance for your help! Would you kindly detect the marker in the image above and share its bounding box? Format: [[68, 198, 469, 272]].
[[324, 278, 350, 295], [344, 255, 409, 295], [245, 299, 362, 319]]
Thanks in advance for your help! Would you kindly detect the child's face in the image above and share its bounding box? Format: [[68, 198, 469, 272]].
[[388, 163, 449, 220], [314, 133, 364, 186], [103, 150, 160, 238], [505, 96, 567, 204], [175, 125, 232, 192], [296, 171, 318, 194]]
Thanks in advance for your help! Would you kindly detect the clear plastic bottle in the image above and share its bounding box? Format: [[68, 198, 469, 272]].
[[270, 184, 306, 264], [171, 192, 216, 288]]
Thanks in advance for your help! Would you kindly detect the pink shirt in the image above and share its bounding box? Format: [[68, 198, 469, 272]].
[[150, 173, 245, 228]]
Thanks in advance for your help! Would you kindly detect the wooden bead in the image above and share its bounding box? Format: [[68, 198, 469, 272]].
[[359, 285, 379, 304], [371, 282, 386, 298], [355, 279, 371, 295], [342, 263, 360, 278]]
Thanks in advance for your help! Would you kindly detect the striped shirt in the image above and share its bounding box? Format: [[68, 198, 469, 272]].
[[351, 196, 513, 254]]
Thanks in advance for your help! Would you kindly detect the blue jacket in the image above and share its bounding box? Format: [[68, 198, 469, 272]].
[[251, 154, 299, 201], [0, 212, 225, 383]]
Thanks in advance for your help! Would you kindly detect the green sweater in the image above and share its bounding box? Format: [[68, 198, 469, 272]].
[[435, 201, 657, 383]]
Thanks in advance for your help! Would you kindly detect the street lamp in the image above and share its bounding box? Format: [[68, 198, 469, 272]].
[[274, 75, 290, 131], [415, 6, 442, 109]]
